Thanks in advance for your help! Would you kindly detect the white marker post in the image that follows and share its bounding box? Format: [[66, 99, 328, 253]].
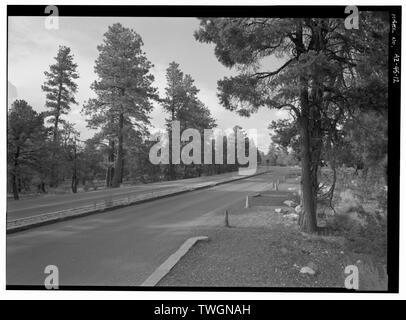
[[224, 210, 230, 227], [245, 196, 250, 208]]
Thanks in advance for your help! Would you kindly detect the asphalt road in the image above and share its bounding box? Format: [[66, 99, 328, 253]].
[[7, 172, 274, 287], [7, 171, 250, 221]]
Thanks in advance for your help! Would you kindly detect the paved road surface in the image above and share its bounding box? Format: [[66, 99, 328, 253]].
[[7, 171, 258, 221], [7, 172, 275, 286]]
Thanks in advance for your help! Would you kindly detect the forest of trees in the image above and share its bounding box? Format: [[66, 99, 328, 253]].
[[8, 15, 389, 234], [7, 23, 256, 201]]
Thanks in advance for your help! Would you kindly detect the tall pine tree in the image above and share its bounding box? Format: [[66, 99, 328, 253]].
[[42, 45, 79, 143], [83, 23, 157, 188], [194, 14, 388, 233], [42, 45, 79, 187], [162, 62, 216, 179], [8, 100, 48, 200]]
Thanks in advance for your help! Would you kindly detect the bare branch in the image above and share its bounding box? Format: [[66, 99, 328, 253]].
[[251, 58, 295, 80]]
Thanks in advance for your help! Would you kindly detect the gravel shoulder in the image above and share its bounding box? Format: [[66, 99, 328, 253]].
[[157, 176, 387, 290], [157, 214, 348, 288]]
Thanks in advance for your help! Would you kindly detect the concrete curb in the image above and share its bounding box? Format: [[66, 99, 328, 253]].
[[141, 236, 209, 286], [7, 170, 269, 234]]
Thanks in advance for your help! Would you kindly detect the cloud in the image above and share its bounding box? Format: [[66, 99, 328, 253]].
[[8, 16, 290, 151]]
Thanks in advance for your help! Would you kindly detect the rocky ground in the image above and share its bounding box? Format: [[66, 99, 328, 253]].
[[157, 174, 387, 290]]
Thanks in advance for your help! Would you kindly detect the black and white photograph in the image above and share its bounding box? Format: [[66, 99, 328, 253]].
[[5, 4, 400, 294]]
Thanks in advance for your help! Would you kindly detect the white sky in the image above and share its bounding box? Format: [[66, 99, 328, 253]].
[[8, 16, 289, 152]]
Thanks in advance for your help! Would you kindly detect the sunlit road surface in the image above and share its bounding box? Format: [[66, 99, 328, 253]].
[[7, 172, 278, 287], [7, 170, 263, 221]]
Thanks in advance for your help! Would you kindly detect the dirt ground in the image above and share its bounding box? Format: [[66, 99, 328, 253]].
[[157, 175, 388, 291]]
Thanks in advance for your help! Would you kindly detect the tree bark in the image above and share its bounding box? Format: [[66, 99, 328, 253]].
[[71, 139, 78, 193], [298, 81, 324, 233], [168, 108, 175, 180], [298, 70, 318, 233], [12, 146, 20, 200], [71, 175, 77, 193], [12, 173, 19, 200], [112, 113, 124, 188], [53, 113, 60, 143], [295, 19, 324, 233], [50, 99, 61, 188], [50, 151, 59, 188], [299, 114, 318, 233], [105, 139, 115, 187]]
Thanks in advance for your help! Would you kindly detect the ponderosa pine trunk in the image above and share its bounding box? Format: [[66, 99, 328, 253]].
[[111, 113, 124, 188], [12, 147, 20, 200], [168, 108, 175, 180], [299, 114, 318, 233], [50, 143, 59, 188], [50, 96, 61, 188], [297, 72, 317, 233], [12, 173, 19, 200], [71, 139, 78, 193], [71, 174, 78, 193], [295, 20, 320, 233], [105, 139, 115, 187]]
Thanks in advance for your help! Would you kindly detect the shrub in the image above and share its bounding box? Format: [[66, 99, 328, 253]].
[[326, 167, 387, 260]]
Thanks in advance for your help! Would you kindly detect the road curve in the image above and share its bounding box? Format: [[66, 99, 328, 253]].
[[7, 173, 273, 287], [7, 171, 253, 221]]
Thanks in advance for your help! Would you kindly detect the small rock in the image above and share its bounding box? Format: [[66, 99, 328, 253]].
[[307, 262, 318, 273], [275, 208, 283, 213], [319, 185, 330, 193], [300, 266, 316, 275], [294, 205, 302, 214], [283, 200, 297, 207], [284, 213, 299, 220]]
